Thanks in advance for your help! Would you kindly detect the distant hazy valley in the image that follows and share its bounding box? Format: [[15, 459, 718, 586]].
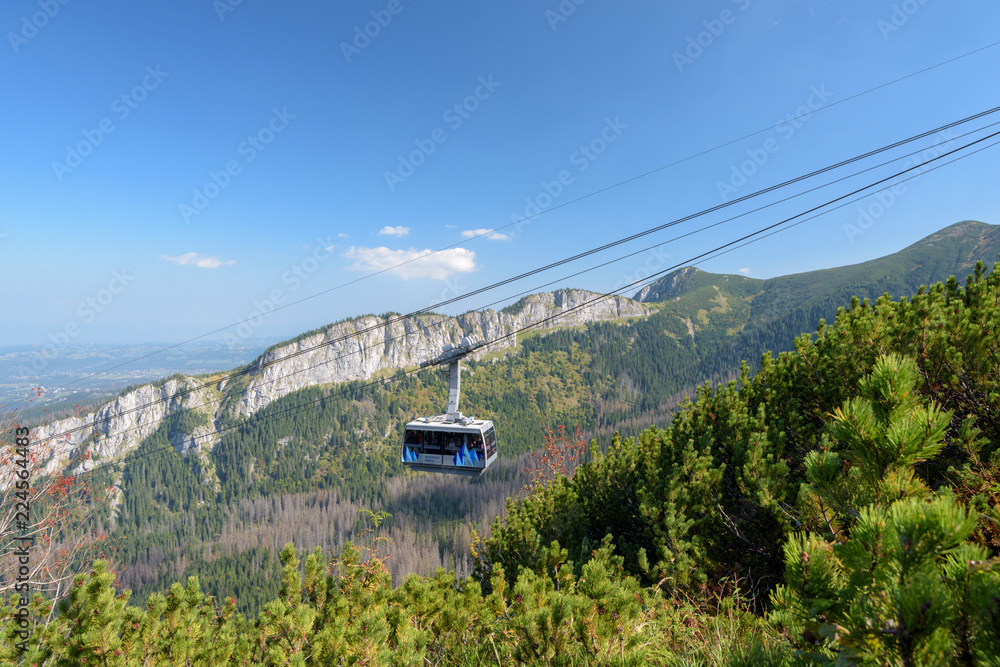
[[0, 339, 282, 422]]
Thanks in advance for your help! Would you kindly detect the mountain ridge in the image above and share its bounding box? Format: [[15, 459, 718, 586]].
[[633, 219, 1000, 345], [25, 220, 1000, 480], [29, 289, 649, 473]]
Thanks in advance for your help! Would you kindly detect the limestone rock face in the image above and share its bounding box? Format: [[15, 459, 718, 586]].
[[237, 290, 649, 415], [29, 379, 210, 475], [169, 424, 218, 456], [28, 289, 649, 475], [633, 267, 700, 303]]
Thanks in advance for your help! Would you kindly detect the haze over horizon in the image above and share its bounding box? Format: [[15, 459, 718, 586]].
[[2, 1, 999, 348]]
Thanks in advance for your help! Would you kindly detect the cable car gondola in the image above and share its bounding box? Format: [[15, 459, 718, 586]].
[[401, 338, 498, 476]]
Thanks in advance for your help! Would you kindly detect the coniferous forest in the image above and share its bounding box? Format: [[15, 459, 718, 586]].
[[3, 253, 1000, 663]]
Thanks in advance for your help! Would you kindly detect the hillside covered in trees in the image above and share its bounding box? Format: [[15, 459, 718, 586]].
[[4, 250, 1000, 662]]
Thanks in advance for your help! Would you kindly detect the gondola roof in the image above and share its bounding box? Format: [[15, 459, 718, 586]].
[[405, 415, 493, 431]]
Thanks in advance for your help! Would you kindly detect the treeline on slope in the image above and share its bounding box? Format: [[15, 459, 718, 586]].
[[523, 306, 779, 431], [19, 393, 116, 427], [483, 263, 1000, 616]]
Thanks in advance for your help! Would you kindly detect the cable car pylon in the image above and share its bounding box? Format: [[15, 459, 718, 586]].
[[424, 337, 474, 422]]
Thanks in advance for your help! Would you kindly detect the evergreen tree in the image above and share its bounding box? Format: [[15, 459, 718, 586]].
[[765, 355, 1000, 665]]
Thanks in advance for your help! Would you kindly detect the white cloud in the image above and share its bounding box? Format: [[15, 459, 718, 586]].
[[378, 225, 410, 237], [337, 233, 349, 238], [159, 252, 236, 269], [738, 267, 751, 276], [461, 228, 510, 241], [343, 246, 476, 280]]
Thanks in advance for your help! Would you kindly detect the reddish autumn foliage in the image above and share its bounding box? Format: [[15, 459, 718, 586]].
[[524, 424, 588, 489], [1, 399, 117, 614]]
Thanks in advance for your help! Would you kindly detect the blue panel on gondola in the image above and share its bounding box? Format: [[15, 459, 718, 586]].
[[452, 443, 482, 467]]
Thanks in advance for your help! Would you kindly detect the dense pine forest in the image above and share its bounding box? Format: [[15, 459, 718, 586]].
[[4, 247, 1000, 663]]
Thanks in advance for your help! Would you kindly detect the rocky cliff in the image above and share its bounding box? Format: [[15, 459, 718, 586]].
[[30, 289, 650, 472], [238, 289, 648, 415], [30, 378, 215, 476], [632, 267, 704, 303]]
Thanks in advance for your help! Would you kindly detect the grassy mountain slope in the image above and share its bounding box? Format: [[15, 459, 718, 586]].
[[639, 219, 1000, 372], [648, 219, 1000, 323]]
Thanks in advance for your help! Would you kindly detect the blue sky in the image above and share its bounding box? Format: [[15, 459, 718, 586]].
[[2, 0, 999, 349]]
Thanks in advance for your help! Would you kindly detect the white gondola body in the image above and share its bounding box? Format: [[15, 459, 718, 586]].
[[401, 416, 498, 477]]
